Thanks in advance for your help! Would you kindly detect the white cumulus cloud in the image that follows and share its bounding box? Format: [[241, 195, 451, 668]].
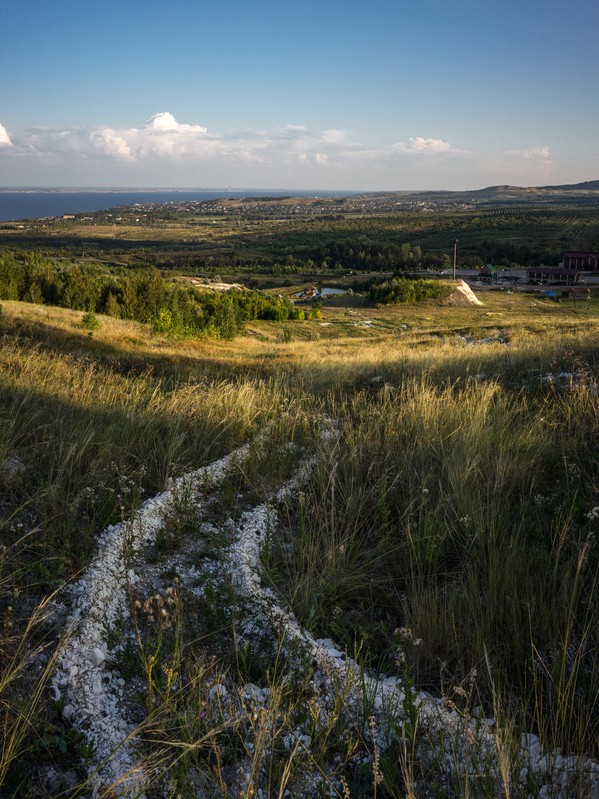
[[0, 123, 13, 147], [2, 114, 462, 167], [122, 112, 213, 159], [523, 146, 551, 159], [0, 113, 473, 186], [394, 136, 453, 154], [90, 128, 133, 161]]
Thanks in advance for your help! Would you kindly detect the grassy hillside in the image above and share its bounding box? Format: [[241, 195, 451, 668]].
[[1, 293, 598, 797]]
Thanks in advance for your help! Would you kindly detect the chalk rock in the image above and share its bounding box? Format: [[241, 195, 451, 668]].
[[242, 683, 266, 704], [90, 647, 106, 667], [209, 684, 228, 702]]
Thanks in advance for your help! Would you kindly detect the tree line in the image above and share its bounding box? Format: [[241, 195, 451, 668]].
[[0, 253, 313, 339]]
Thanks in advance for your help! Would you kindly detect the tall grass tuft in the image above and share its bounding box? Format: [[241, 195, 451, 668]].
[[275, 377, 599, 757]]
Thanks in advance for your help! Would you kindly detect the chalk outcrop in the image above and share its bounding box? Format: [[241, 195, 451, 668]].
[[444, 279, 484, 307]]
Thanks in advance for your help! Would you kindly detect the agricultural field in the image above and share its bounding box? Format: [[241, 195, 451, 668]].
[[2, 192, 599, 275], [1, 283, 599, 798]]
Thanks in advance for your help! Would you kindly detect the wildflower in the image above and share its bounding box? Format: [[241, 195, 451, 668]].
[[393, 650, 406, 667], [340, 776, 352, 799], [586, 506, 599, 522]]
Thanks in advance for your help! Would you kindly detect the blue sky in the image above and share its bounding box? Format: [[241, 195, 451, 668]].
[[1, 0, 598, 190]]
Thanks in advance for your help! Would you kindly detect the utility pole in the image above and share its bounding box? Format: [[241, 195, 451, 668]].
[[453, 239, 459, 280]]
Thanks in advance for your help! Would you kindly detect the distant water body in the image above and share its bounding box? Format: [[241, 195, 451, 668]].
[[0, 189, 353, 222]]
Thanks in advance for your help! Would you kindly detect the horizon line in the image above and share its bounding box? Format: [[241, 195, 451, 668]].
[[0, 180, 597, 195]]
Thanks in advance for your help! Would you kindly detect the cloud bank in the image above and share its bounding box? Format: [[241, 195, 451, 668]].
[[0, 112, 459, 170], [0, 113, 565, 189]]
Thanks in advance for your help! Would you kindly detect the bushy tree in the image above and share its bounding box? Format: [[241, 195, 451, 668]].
[[61, 266, 100, 310], [370, 277, 450, 305]]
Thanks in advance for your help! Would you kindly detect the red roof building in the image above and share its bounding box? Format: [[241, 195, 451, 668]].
[[527, 267, 581, 285], [563, 251, 599, 271]]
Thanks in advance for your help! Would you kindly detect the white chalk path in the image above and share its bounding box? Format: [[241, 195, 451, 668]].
[[53, 420, 599, 798], [227, 475, 599, 798], [52, 437, 257, 796]]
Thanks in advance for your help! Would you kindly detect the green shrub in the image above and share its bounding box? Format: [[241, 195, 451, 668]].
[[370, 277, 450, 305], [80, 310, 100, 331]]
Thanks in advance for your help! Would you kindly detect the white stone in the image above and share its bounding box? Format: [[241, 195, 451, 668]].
[[521, 732, 540, 749], [528, 741, 542, 761], [209, 684, 228, 702], [242, 683, 265, 703], [90, 647, 105, 667]]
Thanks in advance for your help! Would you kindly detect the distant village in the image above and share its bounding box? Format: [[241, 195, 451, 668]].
[[477, 250, 599, 286], [290, 250, 599, 307]]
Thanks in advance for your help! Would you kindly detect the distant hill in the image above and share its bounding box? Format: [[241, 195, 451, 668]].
[[476, 180, 599, 195], [540, 180, 599, 191], [480, 185, 524, 192], [363, 181, 599, 206]]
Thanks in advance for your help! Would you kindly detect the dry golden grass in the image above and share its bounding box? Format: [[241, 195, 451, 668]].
[[2, 294, 599, 796], [4, 292, 599, 390]]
